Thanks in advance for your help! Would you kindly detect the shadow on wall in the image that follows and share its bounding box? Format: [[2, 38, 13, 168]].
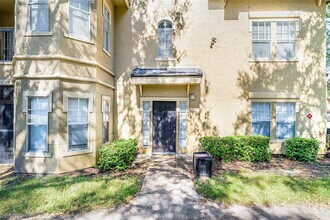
[[15, 1, 101, 172], [234, 10, 327, 148], [116, 0, 204, 139]]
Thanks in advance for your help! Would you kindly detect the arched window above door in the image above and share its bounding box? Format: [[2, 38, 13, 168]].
[[157, 20, 173, 59]]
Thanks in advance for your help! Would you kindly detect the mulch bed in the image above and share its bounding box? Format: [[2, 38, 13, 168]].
[[212, 156, 330, 178]]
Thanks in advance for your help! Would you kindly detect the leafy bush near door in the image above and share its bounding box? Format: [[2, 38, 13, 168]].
[[97, 139, 138, 171], [199, 135, 271, 162], [284, 137, 319, 162]]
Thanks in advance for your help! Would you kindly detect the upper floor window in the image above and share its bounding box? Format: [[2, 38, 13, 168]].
[[251, 21, 297, 60], [28, 0, 49, 32], [252, 22, 271, 59], [277, 21, 297, 60], [0, 28, 14, 61], [103, 4, 111, 53], [69, 0, 90, 39], [157, 20, 173, 59]]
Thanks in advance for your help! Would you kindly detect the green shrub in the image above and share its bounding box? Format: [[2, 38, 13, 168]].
[[285, 137, 319, 162], [199, 135, 270, 162], [97, 139, 138, 171]]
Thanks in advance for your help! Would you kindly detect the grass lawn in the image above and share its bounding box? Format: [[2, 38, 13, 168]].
[[0, 174, 141, 218], [195, 169, 330, 207]]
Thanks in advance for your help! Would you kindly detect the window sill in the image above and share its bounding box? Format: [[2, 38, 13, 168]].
[[62, 149, 93, 157], [249, 59, 299, 63], [0, 61, 13, 65], [102, 48, 112, 58], [24, 31, 53, 37], [155, 58, 176, 62], [64, 33, 94, 45], [24, 152, 52, 158]]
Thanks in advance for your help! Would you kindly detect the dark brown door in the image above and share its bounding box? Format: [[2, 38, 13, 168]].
[[0, 86, 14, 164], [153, 101, 176, 153]]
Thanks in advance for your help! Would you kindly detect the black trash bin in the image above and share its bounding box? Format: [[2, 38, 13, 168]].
[[193, 152, 213, 178]]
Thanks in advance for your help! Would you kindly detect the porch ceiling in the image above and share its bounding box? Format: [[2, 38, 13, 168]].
[[111, 0, 129, 7]]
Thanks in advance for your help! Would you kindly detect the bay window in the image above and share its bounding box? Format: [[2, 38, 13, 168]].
[[102, 96, 110, 144], [28, 0, 49, 32], [103, 4, 111, 53], [68, 98, 89, 150], [27, 97, 49, 152], [69, 0, 90, 39]]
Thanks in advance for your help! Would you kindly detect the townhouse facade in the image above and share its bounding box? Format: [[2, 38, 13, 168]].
[[0, 0, 327, 173]]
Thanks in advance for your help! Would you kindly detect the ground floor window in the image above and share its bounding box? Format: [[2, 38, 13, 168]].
[[27, 97, 49, 152], [276, 102, 296, 140], [252, 102, 271, 137], [142, 101, 151, 147], [251, 102, 296, 140], [102, 96, 110, 144], [68, 98, 89, 150]]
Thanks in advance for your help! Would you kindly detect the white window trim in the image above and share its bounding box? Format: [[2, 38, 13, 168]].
[[249, 19, 299, 62], [63, 91, 93, 152], [250, 100, 298, 142], [23, 91, 52, 155], [103, 1, 111, 54], [68, 0, 91, 41], [27, 0, 50, 33]]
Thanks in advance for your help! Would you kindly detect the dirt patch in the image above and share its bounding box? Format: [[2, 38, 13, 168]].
[[212, 156, 330, 178]]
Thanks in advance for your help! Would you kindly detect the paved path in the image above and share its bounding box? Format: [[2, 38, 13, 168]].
[[75, 156, 329, 220]]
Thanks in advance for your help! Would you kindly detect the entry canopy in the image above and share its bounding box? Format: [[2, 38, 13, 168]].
[[131, 67, 203, 85]]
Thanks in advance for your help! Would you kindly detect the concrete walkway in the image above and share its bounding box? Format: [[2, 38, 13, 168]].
[[75, 156, 329, 220]]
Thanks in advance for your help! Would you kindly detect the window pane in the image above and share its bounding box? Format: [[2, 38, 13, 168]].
[[252, 22, 258, 40], [252, 42, 271, 59], [30, 2, 49, 32], [69, 6, 90, 39], [277, 42, 296, 60], [142, 101, 150, 147], [158, 21, 173, 58], [252, 103, 271, 137], [179, 102, 187, 148], [69, 124, 88, 149], [276, 103, 296, 140], [28, 125, 47, 151], [68, 98, 78, 110]]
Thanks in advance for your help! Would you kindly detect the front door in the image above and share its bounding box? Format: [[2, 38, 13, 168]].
[[153, 101, 176, 153], [0, 86, 14, 164]]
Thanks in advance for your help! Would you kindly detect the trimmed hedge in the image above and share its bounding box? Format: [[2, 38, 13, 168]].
[[285, 137, 319, 162], [199, 135, 271, 162], [97, 139, 138, 171]]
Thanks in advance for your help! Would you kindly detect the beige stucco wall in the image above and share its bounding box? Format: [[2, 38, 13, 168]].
[[13, 0, 118, 173], [114, 0, 327, 155]]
